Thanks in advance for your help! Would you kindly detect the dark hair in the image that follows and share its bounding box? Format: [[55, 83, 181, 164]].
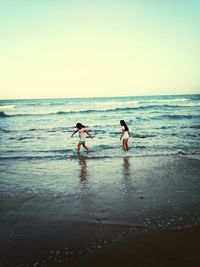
[[120, 120, 129, 131], [76, 123, 85, 129]]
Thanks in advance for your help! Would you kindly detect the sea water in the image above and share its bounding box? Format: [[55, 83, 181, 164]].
[[0, 94, 200, 159]]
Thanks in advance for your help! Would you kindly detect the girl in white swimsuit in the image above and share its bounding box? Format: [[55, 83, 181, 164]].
[[120, 120, 130, 151], [71, 123, 93, 153]]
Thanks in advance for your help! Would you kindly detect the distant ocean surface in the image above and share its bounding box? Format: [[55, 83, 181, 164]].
[[0, 94, 200, 160]]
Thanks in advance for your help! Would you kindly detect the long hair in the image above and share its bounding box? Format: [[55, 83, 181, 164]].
[[120, 120, 129, 131], [76, 123, 85, 129]]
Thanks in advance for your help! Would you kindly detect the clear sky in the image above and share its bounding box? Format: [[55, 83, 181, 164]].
[[0, 0, 199, 99]]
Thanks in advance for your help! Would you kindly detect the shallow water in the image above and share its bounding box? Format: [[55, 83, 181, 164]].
[[1, 156, 200, 232]]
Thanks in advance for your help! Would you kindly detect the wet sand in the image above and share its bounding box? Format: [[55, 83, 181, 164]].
[[0, 155, 200, 266], [82, 225, 200, 267]]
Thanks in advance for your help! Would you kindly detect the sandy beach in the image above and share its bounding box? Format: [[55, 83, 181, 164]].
[[82, 225, 200, 267], [0, 155, 200, 267]]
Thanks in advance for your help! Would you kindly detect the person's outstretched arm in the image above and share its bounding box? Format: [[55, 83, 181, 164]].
[[71, 129, 78, 137], [85, 130, 93, 139]]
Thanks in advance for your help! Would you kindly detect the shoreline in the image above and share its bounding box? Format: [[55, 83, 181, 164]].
[[0, 155, 200, 266]]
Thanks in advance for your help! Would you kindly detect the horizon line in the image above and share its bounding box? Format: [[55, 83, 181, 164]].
[[0, 92, 199, 101]]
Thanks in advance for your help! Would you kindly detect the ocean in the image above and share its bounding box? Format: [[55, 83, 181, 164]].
[[0, 94, 200, 159]]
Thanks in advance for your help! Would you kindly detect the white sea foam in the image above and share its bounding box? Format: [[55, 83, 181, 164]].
[[140, 98, 188, 103], [0, 105, 16, 110]]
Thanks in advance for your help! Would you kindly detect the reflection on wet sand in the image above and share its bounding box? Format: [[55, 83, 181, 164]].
[[78, 155, 88, 181], [123, 157, 131, 179], [122, 157, 134, 195]]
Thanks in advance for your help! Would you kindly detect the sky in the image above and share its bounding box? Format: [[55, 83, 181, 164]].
[[0, 0, 199, 99]]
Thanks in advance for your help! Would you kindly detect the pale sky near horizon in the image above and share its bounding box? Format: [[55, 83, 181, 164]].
[[0, 0, 199, 99]]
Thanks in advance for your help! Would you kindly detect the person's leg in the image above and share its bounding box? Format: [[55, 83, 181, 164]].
[[122, 140, 126, 150], [77, 143, 81, 153], [83, 143, 89, 151], [125, 140, 129, 150]]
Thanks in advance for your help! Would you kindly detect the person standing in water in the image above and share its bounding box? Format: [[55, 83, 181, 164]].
[[120, 120, 130, 151], [71, 123, 93, 153]]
